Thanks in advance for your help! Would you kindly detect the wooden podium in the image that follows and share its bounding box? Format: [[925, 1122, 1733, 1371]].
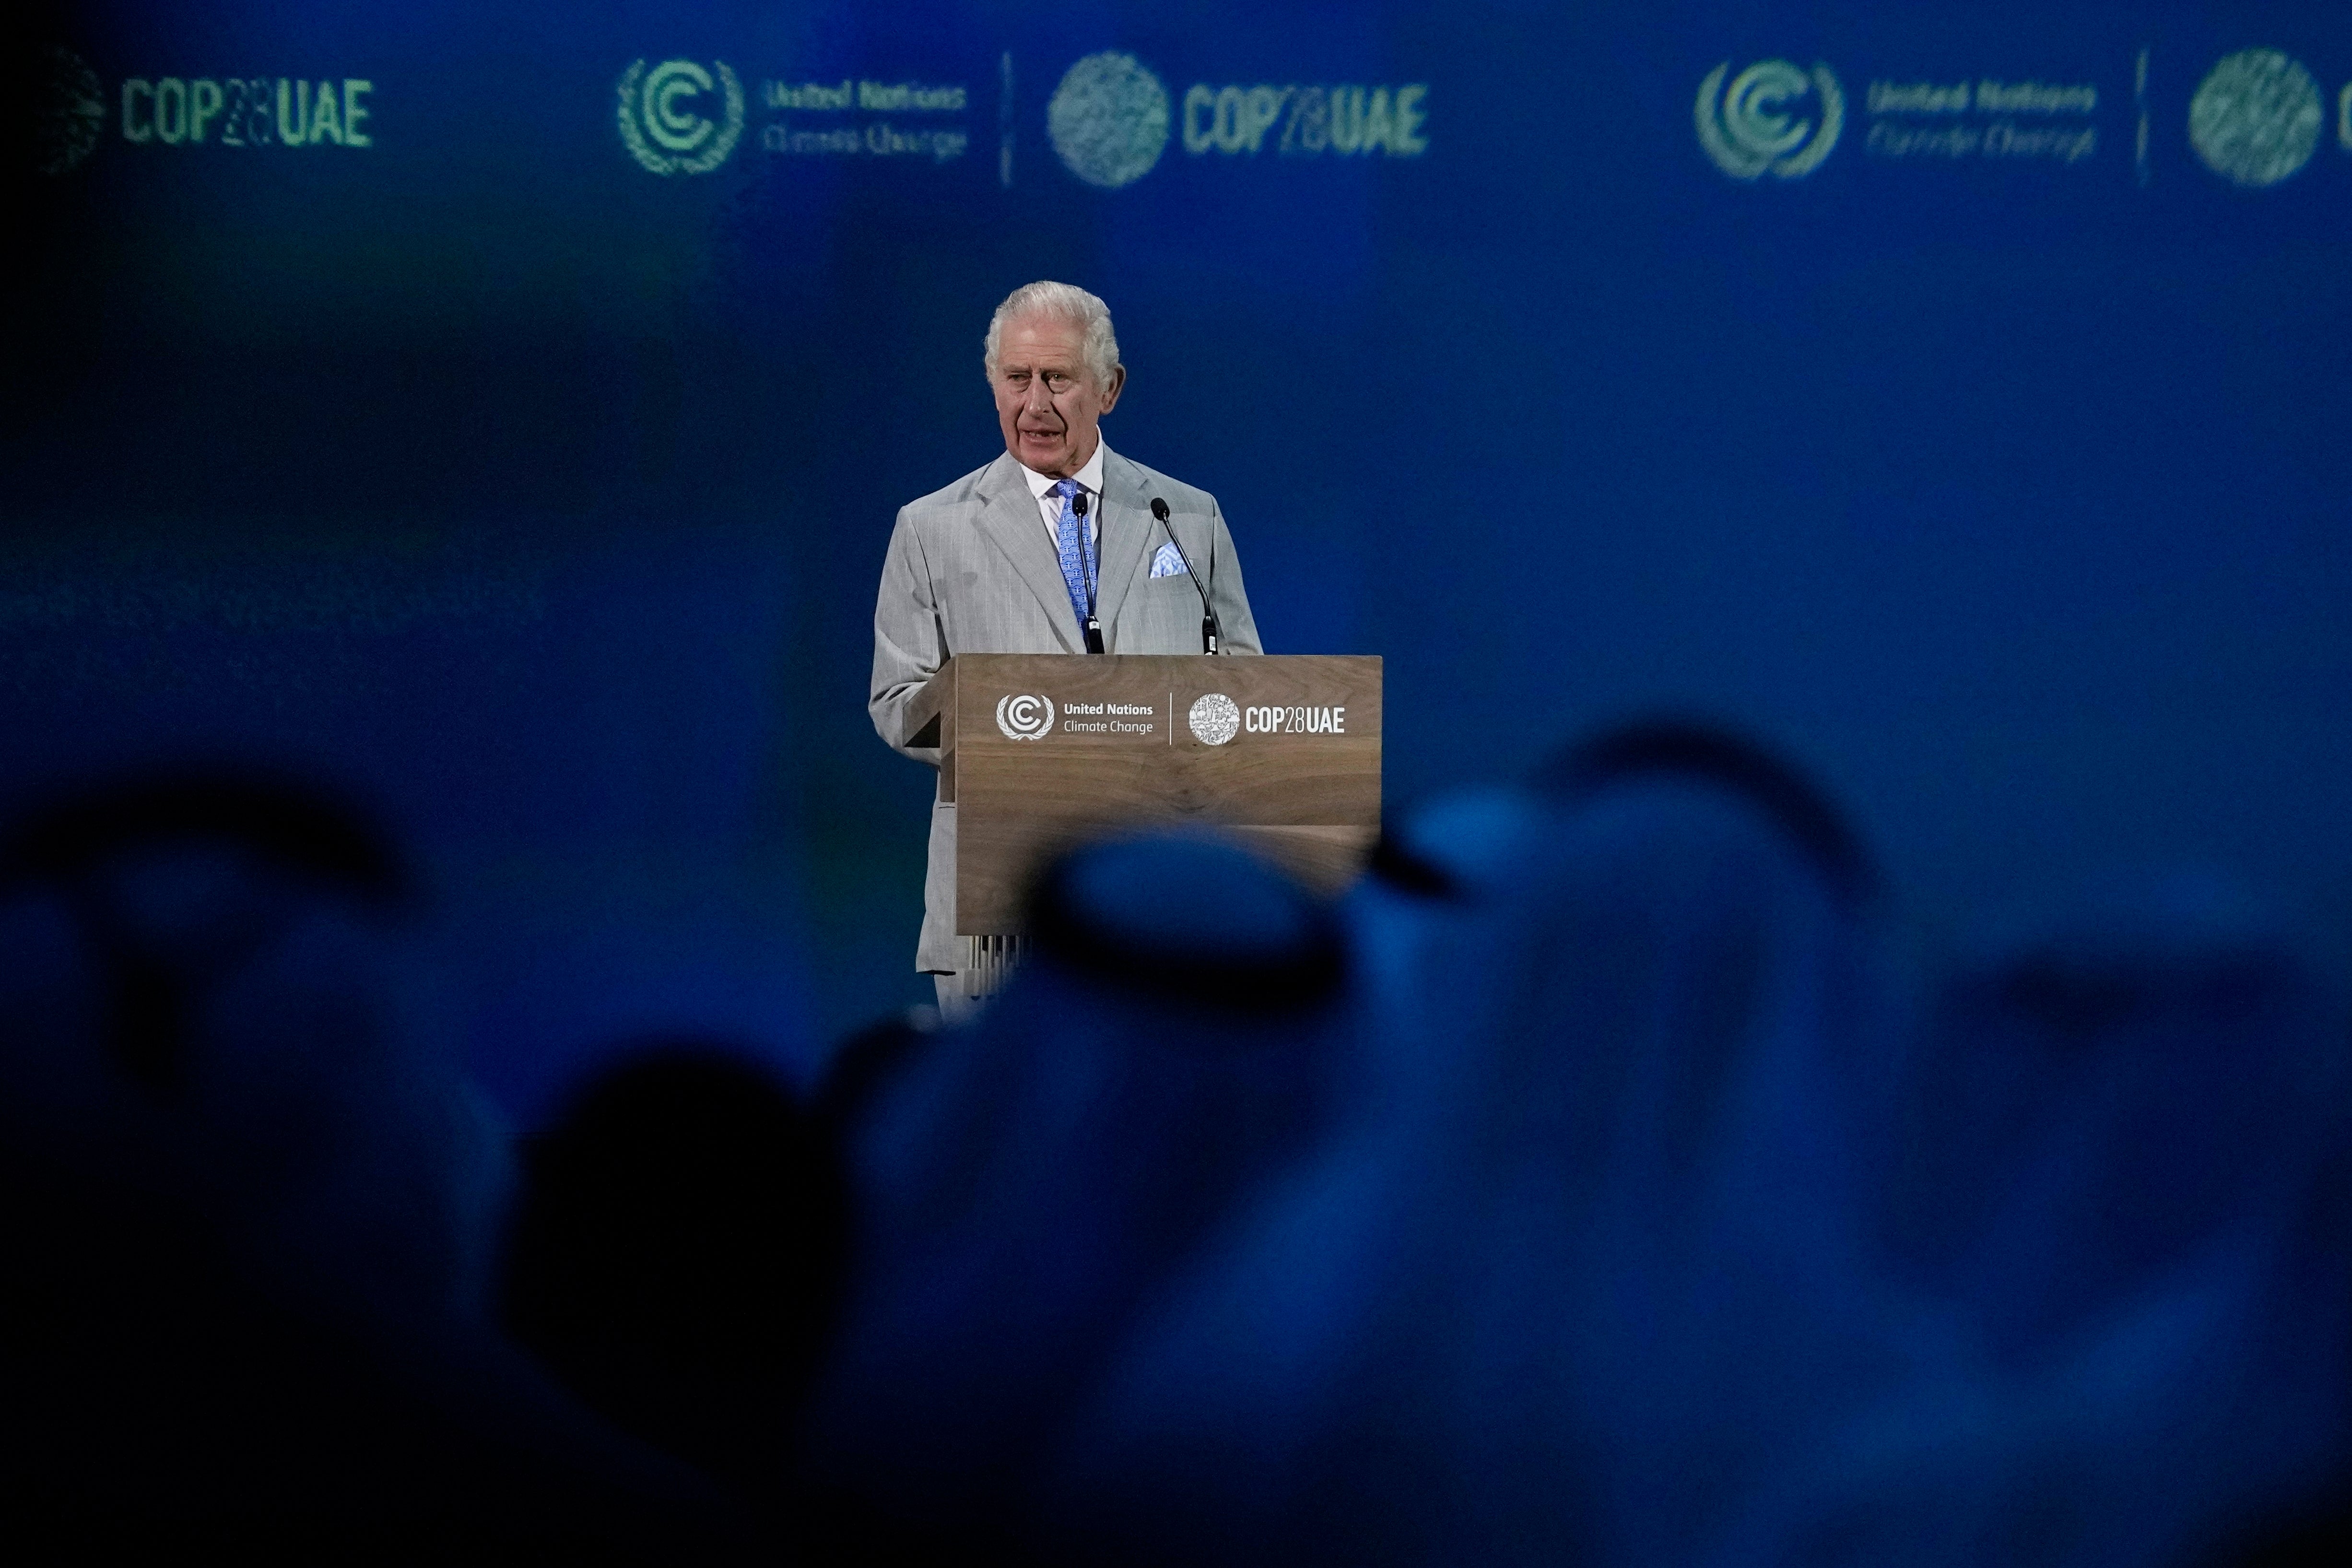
[[903, 653, 1382, 936]]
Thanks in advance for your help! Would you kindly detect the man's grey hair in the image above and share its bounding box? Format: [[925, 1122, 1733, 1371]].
[[983, 281, 1121, 389]]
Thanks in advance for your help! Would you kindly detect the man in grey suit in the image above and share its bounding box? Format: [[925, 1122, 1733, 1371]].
[[870, 281, 1262, 1018]]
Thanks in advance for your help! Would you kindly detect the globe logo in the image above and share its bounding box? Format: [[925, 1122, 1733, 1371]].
[[616, 58, 744, 176], [1188, 693, 1241, 747], [996, 693, 1056, 741], [36, 46, 107, 177], [1695, 59, 1844, 180], [1048, 51, 1171, 189], [2190, 49, 2323, 188]]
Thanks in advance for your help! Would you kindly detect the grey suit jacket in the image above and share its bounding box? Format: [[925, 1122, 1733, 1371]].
[[870, 448, 1262, 971]]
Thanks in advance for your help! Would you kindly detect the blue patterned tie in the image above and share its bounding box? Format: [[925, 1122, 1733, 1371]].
[[1052, 478, 1093, 634]]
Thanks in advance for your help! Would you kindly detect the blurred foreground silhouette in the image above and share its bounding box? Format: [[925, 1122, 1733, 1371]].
[[3, 739, 2349, 1564], [0, 773, 747, 1562]]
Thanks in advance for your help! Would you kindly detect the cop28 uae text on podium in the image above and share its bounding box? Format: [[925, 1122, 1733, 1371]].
[[901, 653, 1382, 935]]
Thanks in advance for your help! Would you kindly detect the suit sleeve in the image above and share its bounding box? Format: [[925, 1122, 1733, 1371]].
[[1204, 496, 1264, 656], [870, 507, 946, 766]]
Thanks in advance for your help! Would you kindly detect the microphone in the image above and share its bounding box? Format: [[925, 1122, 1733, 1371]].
[[1150, 497, 1221, 655], [1072, 492, 1104, 654]]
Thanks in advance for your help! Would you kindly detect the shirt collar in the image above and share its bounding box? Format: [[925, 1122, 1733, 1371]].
[[1017, 438, 1110, 502]]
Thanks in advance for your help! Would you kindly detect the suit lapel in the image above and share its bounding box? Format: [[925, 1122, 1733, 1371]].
[[1091, 451, 1154, 641], [971, 453, 1081, 652]]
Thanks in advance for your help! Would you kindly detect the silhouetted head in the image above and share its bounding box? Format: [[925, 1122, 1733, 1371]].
[[1024, 831, 1346, 1014], [1039, 763, 1903, 1566], [793, 833, 1349, 1556], [0, 767, 409, 1093], [0, 766, 504, 1320], [502, 1043, 851, 1487], [1533, 719, 1874, 905]]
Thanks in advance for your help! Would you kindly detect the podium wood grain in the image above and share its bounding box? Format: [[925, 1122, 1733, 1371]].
[[906, 653, 1382, 932]]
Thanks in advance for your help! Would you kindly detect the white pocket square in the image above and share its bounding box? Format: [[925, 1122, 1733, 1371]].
[[1149, 542, 1188, 578]]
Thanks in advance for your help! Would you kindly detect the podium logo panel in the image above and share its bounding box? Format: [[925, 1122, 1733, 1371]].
[[996, 693, 1055, 740]]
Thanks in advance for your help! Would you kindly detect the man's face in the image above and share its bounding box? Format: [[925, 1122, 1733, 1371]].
[[992, 314, 1124, 479]]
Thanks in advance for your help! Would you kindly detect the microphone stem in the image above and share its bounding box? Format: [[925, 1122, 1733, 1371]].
[[1149, 497, 1222, 655]]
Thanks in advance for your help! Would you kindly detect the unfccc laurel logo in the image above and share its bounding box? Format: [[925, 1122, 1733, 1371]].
[[996, 694, 1055, 741], [1696, 59, 1844, 179], [616, 58, 744, 175]]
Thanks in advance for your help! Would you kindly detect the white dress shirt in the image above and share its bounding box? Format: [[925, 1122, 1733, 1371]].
[[1016, 438, 1107, 554]]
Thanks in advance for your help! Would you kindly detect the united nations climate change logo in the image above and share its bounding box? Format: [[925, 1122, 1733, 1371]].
[[1695, 59, 1843, 180], [996, 693, 1055, 741], [616, 58, 744, 176], [2190, 49, 2324, 188], [1187, 693, 1240, 746], [1049, 51, 1170, 189], [37, 45, 107, 176]]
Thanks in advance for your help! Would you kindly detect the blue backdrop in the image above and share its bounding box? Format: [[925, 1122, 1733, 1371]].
[[8, 0, 2350, 1119]]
